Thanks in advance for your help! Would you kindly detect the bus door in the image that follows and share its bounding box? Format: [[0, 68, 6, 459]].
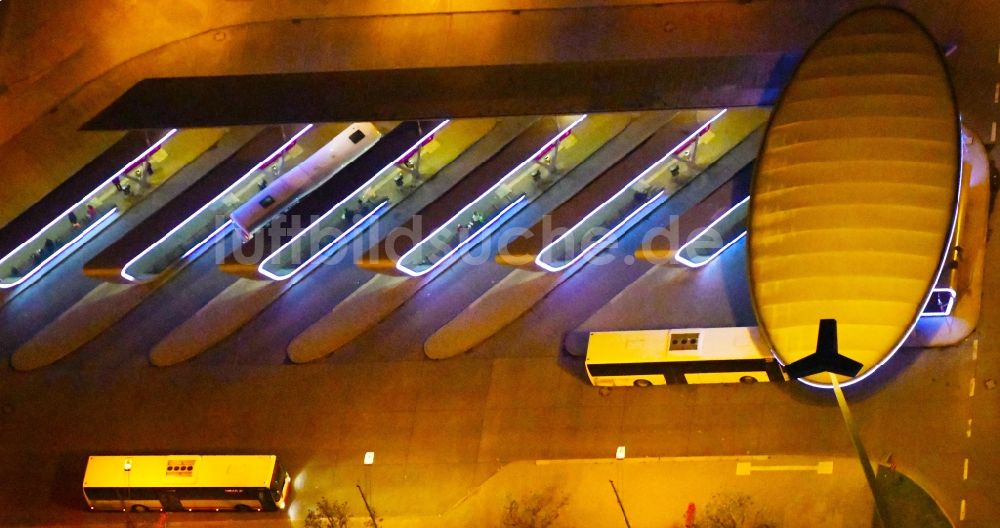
[[158, 490, 184, 511]]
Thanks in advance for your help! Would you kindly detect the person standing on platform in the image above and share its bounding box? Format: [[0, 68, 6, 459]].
[[86, 204, 98, 222], [143, 159, 154, 177], [67, 211, 80, 228], [112, 176, 124, 192]]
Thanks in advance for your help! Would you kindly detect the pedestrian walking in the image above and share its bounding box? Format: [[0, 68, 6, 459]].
[[143, 159, 154, 177], [86, 204, 97, 221], [67, 211, 80, 228], [112, 176, 124, 192]]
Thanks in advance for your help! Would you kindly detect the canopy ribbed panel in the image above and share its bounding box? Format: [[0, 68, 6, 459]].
[[749, 8, 960, 382]]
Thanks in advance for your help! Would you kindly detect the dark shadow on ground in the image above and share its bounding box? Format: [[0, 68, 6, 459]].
[[874, 464, 953, 528]]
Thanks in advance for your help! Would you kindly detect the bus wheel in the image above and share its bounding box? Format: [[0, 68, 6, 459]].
[[234, 504, 253, 512], [131, 505, 149, 513], [633, 379, 653, 388], [739, 376, 758, 384]]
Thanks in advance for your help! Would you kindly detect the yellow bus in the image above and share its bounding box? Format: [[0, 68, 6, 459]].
[[585, 326, 787, 386], [83, 454, 290, 512]]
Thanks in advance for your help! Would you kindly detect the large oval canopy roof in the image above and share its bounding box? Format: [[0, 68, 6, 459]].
[[748, 7, 960, 386]]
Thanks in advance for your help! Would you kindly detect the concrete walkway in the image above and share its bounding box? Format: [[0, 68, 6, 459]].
[[150, 278, 285, 366], [39, 456, 955, 528], [425, 269, 559, 359], [151, 118, 538, 366], [10, 282, 151, 370], [6, 129, 249, 370], [288, 274, 422, 363], [303, 455, 872, 528], [426, 120, 765, 360]]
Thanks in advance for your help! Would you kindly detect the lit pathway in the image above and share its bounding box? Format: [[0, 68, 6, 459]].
[[149, 118, 534, 366], [425, 117, 765, 360], [289, 114, 659, 363]]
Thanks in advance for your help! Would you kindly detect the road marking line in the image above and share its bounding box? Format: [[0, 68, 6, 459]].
[[537, 455, 770, 465], [995, 82, 999, 103], [969, 377, 976, 397], [973, 338, 979, 360], [736, 461, 832, 475], [963, 458, 969, 480], [992, 122, 997, 143], [967, 418, 973, 438], [960, 499, 966, 521]]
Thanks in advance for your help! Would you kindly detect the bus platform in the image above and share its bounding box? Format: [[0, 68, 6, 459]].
[[359, 113, 638, 277], [149, 118, 540, 367], [422, 114, 767, 361], [0, 129, 175, 294], [355, 117, 556, 275], [220, 119, 465, 280], [82, 125, 312, 283], [496, 111, 704, 270], [634, 161, 753, 266], [289, 114, 638, 362], [530, 108, 768, 274]]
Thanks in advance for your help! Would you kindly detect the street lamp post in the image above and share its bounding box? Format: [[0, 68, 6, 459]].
[[828, 372, 892, 528], [783, 319, 891, 527]]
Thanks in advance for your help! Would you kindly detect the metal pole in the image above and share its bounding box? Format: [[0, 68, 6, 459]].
[[356, 484, 379, 527], [829, 372, 891, 527], [609, 480, 632, 528], [550, 136, 560, 173]]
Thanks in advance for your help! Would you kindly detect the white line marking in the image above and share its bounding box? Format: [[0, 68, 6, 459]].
[[963, 458, 969, 480], [995, 82, 999, 103], [967, 419, 973, 438], [960, 498, 966, 521], [973, 338, 979, 360], [970, 378, 976, 397], [736, 461, 832, 475], [991, 122, 997, 143]]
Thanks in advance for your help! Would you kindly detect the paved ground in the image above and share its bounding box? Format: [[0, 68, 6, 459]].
[[0, 1, 999, 527]]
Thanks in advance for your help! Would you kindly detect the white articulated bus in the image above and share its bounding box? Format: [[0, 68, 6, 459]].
[[230, 122, 382, 239], [585, 326, 787, 387], [83, 455, 290, 512]]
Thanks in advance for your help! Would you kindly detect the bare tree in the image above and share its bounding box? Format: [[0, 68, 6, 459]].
[[501, 486, 570, 528], [701, 492, 778, 528], [305, 497, 350, 528]]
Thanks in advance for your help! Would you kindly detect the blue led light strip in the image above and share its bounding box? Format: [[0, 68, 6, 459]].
[[534, 109, 727, 272], [674, 196, 750, 269], [257, 121, 451, 281], [120, 125, 314, 282], [394, 115, 588, 277], [0, 129, 178, 289], [396, 195, 528, 277]]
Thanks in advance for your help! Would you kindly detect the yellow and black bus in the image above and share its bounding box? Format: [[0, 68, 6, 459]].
[[585, 326, 787, 386], [83, 454, 290, 512]]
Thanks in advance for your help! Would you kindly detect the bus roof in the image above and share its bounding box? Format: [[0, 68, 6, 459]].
[[83, 455, 276, 489], [585, 327, 772, 364]]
